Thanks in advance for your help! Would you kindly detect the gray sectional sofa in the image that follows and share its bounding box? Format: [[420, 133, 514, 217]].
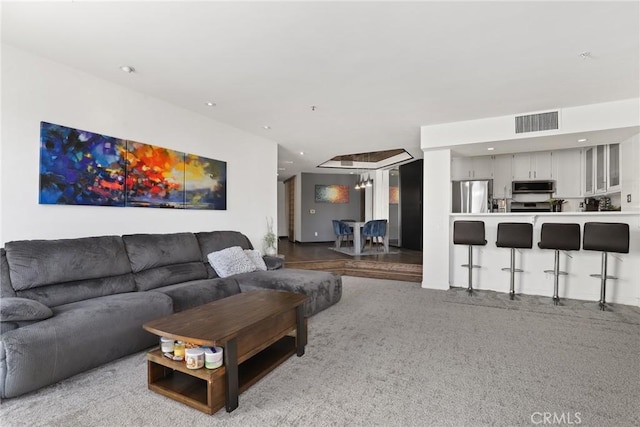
[[0, 231, 342, 399]]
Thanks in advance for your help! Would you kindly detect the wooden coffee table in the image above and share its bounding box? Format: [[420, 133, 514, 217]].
[[143, 290, 308, 414]]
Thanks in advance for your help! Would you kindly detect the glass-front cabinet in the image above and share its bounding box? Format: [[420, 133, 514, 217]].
[[584, 143, 621, 195], [584, 147, 594, 195], [608, 143, 621, 191], [595, 145, 606, 193]]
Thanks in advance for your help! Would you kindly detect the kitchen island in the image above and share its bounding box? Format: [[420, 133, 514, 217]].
[[448, 211, 639, 306]]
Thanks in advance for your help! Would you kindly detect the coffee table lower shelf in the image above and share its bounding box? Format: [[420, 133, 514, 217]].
[[147, 335, 296, 414]]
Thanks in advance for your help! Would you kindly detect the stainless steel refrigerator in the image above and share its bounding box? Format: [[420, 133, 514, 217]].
[[452, 180, 493, 213]]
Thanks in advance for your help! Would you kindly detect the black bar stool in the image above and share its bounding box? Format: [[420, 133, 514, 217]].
[[453, 221, 487, 295], [583, 222, 630, 311], [538, 223, 581, 305], [496, 222, 533, 300]]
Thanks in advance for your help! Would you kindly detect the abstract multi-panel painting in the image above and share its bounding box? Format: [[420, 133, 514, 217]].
[[39, 122, 227, 210]]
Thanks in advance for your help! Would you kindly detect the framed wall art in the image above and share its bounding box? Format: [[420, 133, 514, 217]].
[[314, 184, 349, 203]]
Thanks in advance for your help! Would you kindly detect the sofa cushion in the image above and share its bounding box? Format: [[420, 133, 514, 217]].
[[122, 233, 207, 291], [234, 269, 342, 317], [150, 277, 241, 312], [5, 236, 132, 290], [1, 249, 16, 298], [4, 236, 136, 306], [0, 298, 53, 322], [15, 275, 140, 308], [0, 291, 173, 399], [244, 249, 268, 271], [207, 246, 256, 278], [196, 231, 253, 255]]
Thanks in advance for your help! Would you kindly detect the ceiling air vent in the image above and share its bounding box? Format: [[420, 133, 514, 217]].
[[340, 160, 353, 167], [515, 111, 559, 134]]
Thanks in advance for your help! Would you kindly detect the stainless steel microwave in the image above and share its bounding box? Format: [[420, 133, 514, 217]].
[[512, 180, 555, 194]]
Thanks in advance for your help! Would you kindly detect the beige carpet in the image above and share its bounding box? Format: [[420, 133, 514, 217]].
[[1, 277, 639, 426]]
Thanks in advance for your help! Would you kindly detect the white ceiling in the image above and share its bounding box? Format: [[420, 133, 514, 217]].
[[2, 1, 639, 181]]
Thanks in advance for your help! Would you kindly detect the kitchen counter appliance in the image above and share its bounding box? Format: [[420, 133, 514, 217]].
[[512, 180, 555, 194]]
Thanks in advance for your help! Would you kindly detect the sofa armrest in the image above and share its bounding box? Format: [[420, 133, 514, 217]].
[[262, 256, 284, 270]]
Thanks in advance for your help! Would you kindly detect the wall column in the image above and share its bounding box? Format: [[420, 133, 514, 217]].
[[422, 148, 452, 290]]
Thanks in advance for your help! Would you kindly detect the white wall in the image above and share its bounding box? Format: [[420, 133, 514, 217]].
[[1, 45, 278, 248], [621, 133, 640, 212]]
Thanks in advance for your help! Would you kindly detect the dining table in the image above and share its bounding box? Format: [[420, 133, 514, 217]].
[[344, 221, 390, 255]]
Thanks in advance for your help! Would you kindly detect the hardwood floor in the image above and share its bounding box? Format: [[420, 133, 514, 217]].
[[278, 238, 423, 282]]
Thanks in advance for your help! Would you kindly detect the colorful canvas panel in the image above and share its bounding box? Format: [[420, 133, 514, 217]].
[[184, 154, 227, 210], [389, 186, 400, 204], [124, 141, 185, 208], [315, 184, 350, 203], [39, 121, 126, 206]]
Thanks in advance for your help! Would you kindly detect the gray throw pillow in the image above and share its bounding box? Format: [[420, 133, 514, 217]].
[[0, 297, 53, 322], [207, 246, 257, 278], [244, 249, 268, 271]]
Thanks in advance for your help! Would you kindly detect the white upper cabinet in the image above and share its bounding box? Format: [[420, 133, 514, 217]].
[[512, 152, 553, 180], [451, 157, 472, 180], [492, 154, 513, 198], [533, 152, 553, 180], [552, 148, 582, 198], [472, 156, 493, 179], [451, 156, 492, 180]]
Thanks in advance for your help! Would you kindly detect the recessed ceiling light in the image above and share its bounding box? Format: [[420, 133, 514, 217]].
[[299, 152, 304, 156], [487, 147, 495, 151], [205, 102, 216, 107], [284, 160, 294, 164], [119, 65, 135, 74], [579, 51, 591, 59], [578, 138, 588, 142], [263, 125, 271, 130]]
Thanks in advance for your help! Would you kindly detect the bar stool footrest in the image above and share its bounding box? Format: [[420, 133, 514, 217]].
[[461, 264, 481, 268], [544, 269, 568, 275], [589, 273, 618, 280], [501, 267, 523, 272]]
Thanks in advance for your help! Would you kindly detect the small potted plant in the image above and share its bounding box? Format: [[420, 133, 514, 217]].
[[264, 217, 277, 256]]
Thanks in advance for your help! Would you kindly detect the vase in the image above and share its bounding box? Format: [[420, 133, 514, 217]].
[[265, 246, 277, 256]]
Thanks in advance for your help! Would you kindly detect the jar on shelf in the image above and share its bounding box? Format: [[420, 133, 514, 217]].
[[173, 340, 185, 359], [185, 348, 204, 369]]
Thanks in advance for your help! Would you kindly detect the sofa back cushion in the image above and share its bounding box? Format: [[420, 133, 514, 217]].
[[1, 249, 16, 298], [123, 233, 207, 291], [4, 236, 136, 307], [195, 231, 254, 278]]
